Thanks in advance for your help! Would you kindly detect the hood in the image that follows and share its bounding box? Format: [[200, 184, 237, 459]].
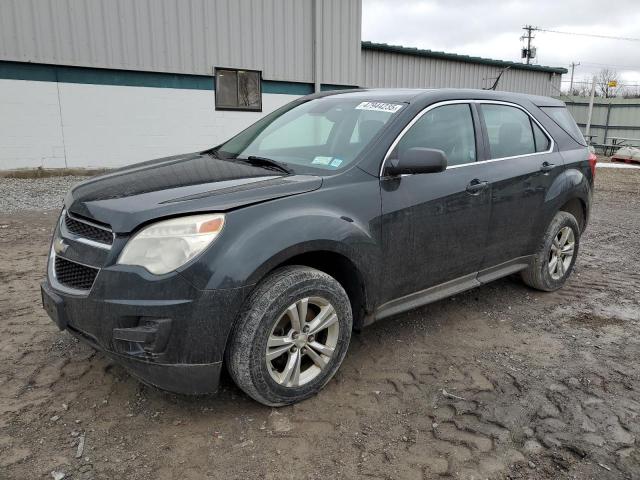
[[65, 152, 322, 233]]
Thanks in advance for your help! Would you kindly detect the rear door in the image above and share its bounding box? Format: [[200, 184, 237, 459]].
[[379, 102, 491, 303], [476, 101, 564, 271]]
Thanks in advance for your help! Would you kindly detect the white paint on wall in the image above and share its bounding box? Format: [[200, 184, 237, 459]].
[[0, 79, 67, 169], [0, 79, 299, 170]]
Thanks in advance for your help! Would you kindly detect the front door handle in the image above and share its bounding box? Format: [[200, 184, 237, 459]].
[[540, 161, 555, 173], [466, 179, 489, 195]]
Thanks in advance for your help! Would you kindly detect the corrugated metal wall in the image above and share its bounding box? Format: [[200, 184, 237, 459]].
[[319, 0, 361, 87], [564, 97, 640, 146], [360, 48, 562, 96], [0, 0, 361, 86]]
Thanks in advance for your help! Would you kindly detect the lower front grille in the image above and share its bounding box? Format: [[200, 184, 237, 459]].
[[54, 256, 99, 291]]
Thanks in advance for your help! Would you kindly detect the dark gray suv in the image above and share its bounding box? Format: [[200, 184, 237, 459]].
[[41, 89, 594, 406]]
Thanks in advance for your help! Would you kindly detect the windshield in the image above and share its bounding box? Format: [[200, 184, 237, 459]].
[[217, 98, 405, 171]]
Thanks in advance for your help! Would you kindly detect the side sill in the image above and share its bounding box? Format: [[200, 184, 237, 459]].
[[476, 255, 533, 284], [365, 256, 533, 326], [371, 272, 480, 324]]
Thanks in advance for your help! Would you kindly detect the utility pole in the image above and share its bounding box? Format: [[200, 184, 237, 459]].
[[585, 76, 596, 139], [521, 25, 535, 64], [569, 62, 580, 94]]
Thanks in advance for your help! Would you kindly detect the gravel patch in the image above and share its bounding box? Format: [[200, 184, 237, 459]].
[[0, 176, 86, 213]]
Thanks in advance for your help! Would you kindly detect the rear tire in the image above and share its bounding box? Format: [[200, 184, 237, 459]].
[[521, 211, 580, 291], [225, 266, 352, 406]]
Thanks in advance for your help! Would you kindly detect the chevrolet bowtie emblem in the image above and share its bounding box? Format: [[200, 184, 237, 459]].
[[53, 237, 69, 255]]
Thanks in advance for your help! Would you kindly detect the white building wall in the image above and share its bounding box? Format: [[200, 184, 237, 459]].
[[0, 79, 67, 169], [0, 79, 298, 170]]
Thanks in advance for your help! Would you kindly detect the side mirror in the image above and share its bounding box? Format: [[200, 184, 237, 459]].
[[385, 148, 448, 176]]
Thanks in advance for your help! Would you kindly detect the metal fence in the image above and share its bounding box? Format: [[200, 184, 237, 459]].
[[562, 96, 640, 151]]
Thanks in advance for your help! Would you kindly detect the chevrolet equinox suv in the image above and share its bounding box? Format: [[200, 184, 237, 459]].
[[42, 89, 594, 406]]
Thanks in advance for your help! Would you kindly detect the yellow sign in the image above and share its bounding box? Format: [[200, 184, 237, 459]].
[[608, 80, 618, 87]]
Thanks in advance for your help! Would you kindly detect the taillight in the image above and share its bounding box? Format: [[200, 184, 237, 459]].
[[588, 152, 597, 179]]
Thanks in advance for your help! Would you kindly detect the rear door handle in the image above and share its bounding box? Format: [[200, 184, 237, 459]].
[[466, 179, 489, 194], [540, 161, 555, 173]]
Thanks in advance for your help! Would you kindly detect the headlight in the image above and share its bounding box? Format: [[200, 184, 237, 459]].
[[117, 213, 225, 274]]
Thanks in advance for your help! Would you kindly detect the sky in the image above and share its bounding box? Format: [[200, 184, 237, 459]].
[[362, 0, 640, 92]]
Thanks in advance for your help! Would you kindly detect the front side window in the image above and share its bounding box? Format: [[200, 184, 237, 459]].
[[215, 68, 262, 111], [217, 98, 405, 171], [395, 104, 476, 167], [480, 104, 541, 159]]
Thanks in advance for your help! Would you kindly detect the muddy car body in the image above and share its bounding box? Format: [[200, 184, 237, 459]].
[[42, 88, 594, 405]]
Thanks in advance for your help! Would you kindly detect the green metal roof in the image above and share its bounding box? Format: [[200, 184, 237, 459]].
[[362, 41, 568, 75]]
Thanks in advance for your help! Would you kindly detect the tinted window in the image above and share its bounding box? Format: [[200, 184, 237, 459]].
[[396, 104, 476, 167], [541, 106, 586, 146], [532, 121, 550, 152], [481, 104, 536, 159]]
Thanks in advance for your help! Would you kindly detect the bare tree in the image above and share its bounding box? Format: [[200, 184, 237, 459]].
[[237, 71, 260, 107], [595, 68, 621, 98]]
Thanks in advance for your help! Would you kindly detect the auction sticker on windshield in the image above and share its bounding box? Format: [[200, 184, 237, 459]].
[[355, 102, 403, 113]]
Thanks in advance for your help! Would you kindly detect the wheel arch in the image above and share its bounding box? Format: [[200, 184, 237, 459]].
[[558, 197, 586, 232], [544, 167, 591, 232], [245, 242, 373, 331]]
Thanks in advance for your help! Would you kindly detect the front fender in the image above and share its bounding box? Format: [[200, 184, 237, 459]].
[[179, 196, 382, 297]]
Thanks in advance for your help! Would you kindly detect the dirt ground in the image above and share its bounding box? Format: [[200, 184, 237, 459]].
[[1, 168, 639, 480]]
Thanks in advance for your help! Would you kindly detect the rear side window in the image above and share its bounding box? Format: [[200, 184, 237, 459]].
[[540, 106, 586, 146], [480, 104, 538, 159], [532, 122, 551, 152], [396, 104, 476, 167]]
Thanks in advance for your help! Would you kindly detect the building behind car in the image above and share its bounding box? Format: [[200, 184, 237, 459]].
[[0, 0, 567, 170]]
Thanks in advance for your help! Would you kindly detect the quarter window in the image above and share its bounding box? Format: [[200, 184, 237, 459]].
[[396, 104, 476, 167], [540, 106, 585, 146], [480, 104, 549, 159], [215, 68, 262, 111]]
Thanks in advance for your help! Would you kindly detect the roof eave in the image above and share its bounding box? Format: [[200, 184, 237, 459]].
[[361, 41, 568, 75]]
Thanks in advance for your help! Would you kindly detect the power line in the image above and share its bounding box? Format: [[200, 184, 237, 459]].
[[580, 61, 640, 70], [535, 28, 640, 42]]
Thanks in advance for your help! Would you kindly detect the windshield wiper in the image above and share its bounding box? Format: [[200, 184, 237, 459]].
[[238, 156, 293, 174]]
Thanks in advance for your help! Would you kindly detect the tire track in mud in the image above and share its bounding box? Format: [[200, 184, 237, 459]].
[[1, 170, 640, 479]]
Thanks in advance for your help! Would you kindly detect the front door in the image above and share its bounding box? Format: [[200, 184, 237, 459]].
[[379, 102, 491, 304]]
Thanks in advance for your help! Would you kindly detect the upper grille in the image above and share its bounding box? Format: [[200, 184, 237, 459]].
[[64, 213, 113, 245], [54, 256, 99, 291]]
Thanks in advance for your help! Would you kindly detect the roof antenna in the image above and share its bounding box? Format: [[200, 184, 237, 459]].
[[485, 66, 511, 90]]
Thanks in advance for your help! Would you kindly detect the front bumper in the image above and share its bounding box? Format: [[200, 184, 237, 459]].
[[41, 268, 249, 395]]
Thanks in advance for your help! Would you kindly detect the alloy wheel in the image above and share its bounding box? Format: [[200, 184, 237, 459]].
[[265, 297, 339, 387], [548, 226, 575, 280]]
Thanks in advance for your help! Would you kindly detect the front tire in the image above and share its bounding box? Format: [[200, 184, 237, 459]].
[[225, 266, 352, 406], [521, 211, 580, 291]]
